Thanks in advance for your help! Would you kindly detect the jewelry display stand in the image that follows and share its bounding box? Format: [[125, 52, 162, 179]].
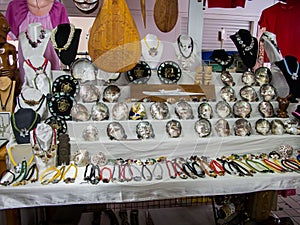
[[23, 55, 52, 96], [141, 34, 164, 70], [19, 22, 51, 60]]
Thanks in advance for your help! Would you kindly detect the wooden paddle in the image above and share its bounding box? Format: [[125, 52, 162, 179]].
[[154, 0, 178, 33], [88, 0, 142, 73]]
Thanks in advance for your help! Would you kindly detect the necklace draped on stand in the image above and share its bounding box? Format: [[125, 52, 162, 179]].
[[25, 28, 46, 48], [51, 24, 75, 56], [260, 31, 283, 63], [283, 58, 299, 80], [230, 29, 258, 70], [176, 35, 196, 71], [143, 36, 160, 57], [209, 49, 234, 72], [141, 34, 164, 70], [0, 77, 13, 111]]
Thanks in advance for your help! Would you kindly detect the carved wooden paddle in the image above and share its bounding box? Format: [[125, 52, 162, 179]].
[[154, 0, 178, 33], [88, 0, 141, 73]]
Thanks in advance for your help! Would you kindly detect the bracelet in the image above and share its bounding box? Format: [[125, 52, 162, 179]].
[[111, 164, 121, 183], [141, 164, 152, 181], [129, 164, 142, 181], [245, 159, 273, 173], [100, 166, 112, 183], [83, 164, 94, 183], [25, 164, 38, 183], [152, 162, 163, 180], [120, 164, 133, 182], [173, 161, 188, 179], [191, 161, 205, 178], [0, 170, 15, 186], [199, 159, 217, 178], [52, 166, 66, 184], [262, 158, 286, 173], [13, 160, 28, 185], [90, 164, 100, 185], [63, 163, 78, 183], [165, 160, 177, 179], [209, 159, 225, 176], [281, 159, 300, 171], [229, 160, 253, 177], [182, 162, 198, 179], [40, 166, 61, 185]]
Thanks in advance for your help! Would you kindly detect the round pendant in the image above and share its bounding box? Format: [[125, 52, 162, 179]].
[[166, 120, 182, 138], [258, 101, 275, 118], [48, 92, 74, 120], [220, 86, 236, 102], [107, 122, 127, 140], [103, 85, 121, 103], [149, 47, 158, 57], [71, 103, 90, 121], [79, 83, 101, 103], [44, 116, 67, 135], [112, 102, 129, 120], [91, 102, 109, 121], [150, 102, 170, 120], [214, 119, 230, 137], [157, 61, 182, 84], [71, 58, 97, 82], [255, 118, 271, 135], [215, 101, 231, 118], [198, 102, 213, 119], [271, 119, 285, 135], [241, 71, 256, 86], [233, 118, 252, 136], [221, 71, 235, 87], [194, 118, 212, 137], [239, 86, 258, 102], [136, 121, 155, 139], [82, 124, 99, 141], [254, 67, 272, 86], [260, 84, 277, 102], [52, 74, 79, 97], [129, 102, 147, 120], [126, 61, 151, 84], [233, 100, 252, 118], [175, 100, 194, 120]]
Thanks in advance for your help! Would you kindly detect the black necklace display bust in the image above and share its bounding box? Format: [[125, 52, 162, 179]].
[[275, 55, 300, 102], [210, 49, 234, 71], [51, 23, 82, 67], [230, 29, 258, 70]]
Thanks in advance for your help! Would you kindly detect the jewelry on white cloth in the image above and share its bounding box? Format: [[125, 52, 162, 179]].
[[143, 36, 160, 57], [25, 28, 46, 48], [283, 58, 299, 80], [50, 24, 75, 54]]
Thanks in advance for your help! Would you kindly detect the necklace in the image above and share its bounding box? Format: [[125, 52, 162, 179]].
[[177, 35, 194, 59], [0, 79, 13, 110], [11, 111, 39, 137], [25, 28, 46, 48], [24, 58, 51, 91], [7, 146, 34, 168], [18, 93, 46, 112], [51, 23, 75, 54], [32, 128, 57, 163], [235, 33, 255, 55], [283, 58, 299, 80], [143, 36, 160, 57], [262, 32, 280, 53]]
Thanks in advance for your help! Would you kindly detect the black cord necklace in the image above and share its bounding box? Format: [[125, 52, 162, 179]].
[[177, 35, 194, 59], [0, 80, 13, 110]]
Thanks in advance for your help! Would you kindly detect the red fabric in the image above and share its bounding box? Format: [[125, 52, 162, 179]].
[[259, 2, 300, 61], [207, 0, 246, 8]]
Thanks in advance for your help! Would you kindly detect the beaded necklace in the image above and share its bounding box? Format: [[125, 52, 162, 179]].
[[25, 28, 46, 48], [143, 36, 160, 57], [50, 24, 75, 54], [177, 35, 194, 59], [283, 58, 299, 80]]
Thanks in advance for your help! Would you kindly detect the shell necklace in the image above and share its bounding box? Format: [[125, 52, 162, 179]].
[[51, 23, 75, 54], [25, 28, 46, 48]]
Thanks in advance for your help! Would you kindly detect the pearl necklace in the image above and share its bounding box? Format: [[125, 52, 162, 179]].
[[144, 36, 160, 57], [283, 58, 299, 80], [51, 24, 75, 53], [235, 33, 255, 55]]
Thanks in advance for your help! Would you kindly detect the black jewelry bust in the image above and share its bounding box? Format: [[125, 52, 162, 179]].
[[52, 23, 82, 67], [230, 29, 258, 70], [209, 49, 234, 71], [275, 55, 300, 102]]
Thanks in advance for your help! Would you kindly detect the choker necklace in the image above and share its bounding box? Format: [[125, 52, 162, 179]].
[[32, 128, 57, 163], [25, 58, 51, 91], [25, 28, 46, 48], [144, 36, 160, 57], [283, 58, 299, 80], [177, 35, 194, 59], [12, 111, 39, 137], [235, 33, 255, 55], [0, 80, 13, 110], [51, 24, 75, 54], [212, 55, 234, 66]]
